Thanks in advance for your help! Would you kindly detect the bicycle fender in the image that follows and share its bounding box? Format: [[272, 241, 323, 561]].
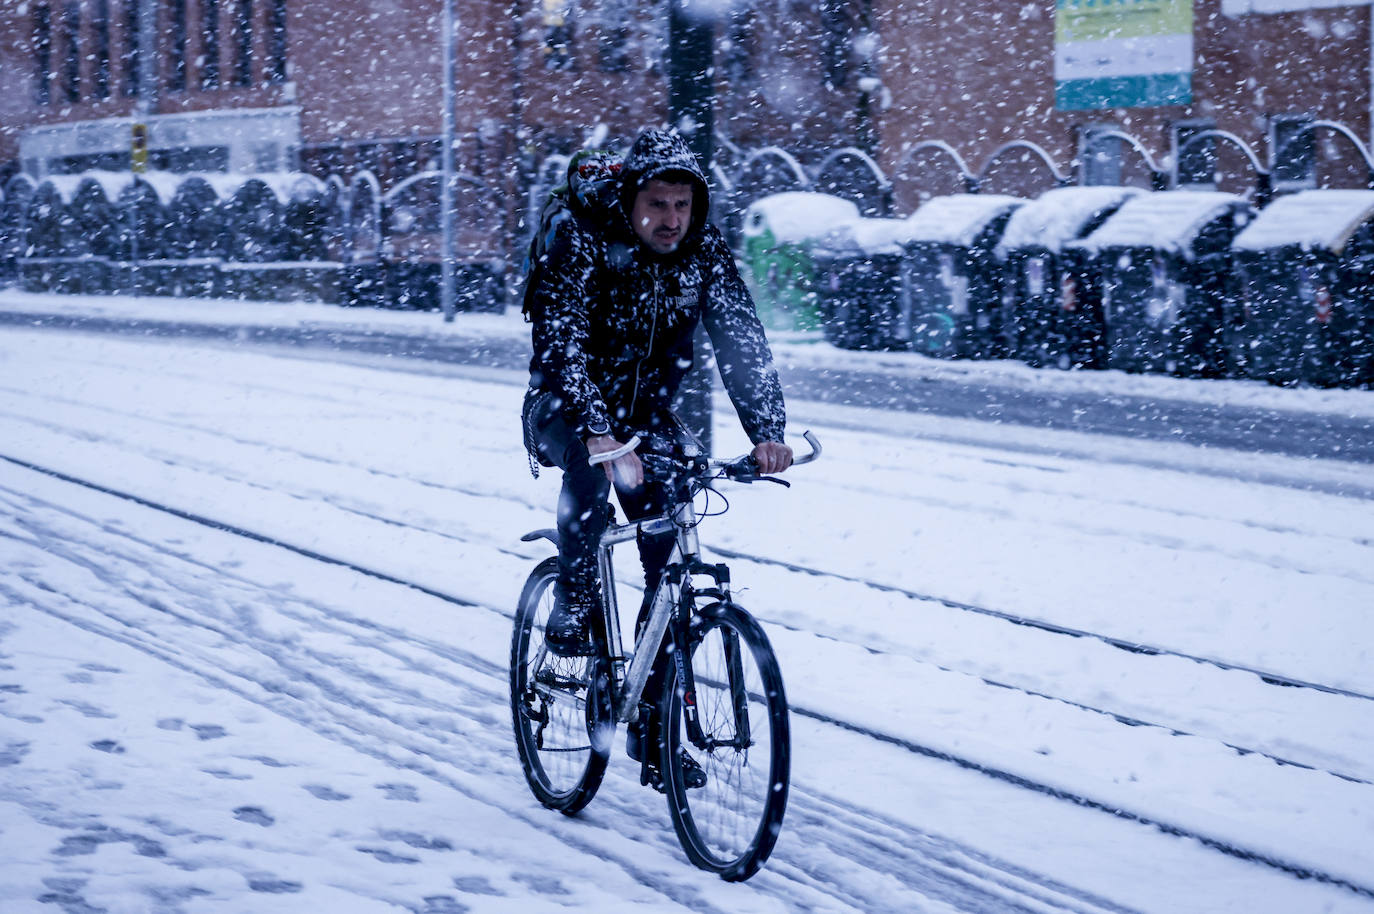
[[520, 528, 560, 547]]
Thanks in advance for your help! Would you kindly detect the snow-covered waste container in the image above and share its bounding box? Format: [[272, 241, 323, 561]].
[[810, 214, 917, 350], [218, 174, 328, 302], [996, 185, 1142, 369], [0, 175, 35, 287], [45, 176, 120, 294], [740, 191, 861, 334], [161, 177, 225, 298], [19, 180, 74, 294], [1230, 189, 1374, 388], [1066, 191, 1253, 377], [897, 194, 1024, 359]]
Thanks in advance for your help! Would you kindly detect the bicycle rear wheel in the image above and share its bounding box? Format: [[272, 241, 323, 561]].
[[661, 600, 790, 881], [510, 557, 610, 814]]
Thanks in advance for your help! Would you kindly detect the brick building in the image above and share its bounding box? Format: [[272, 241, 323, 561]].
[[875, 0, 1372, 209], [0, 0, 1368, 210]]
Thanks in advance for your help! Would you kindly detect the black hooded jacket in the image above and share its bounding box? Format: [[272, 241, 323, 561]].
[[525, 129, 786, 447]]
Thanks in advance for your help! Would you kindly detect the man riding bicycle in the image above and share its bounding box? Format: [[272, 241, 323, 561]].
[[521, 128, 792, 785]]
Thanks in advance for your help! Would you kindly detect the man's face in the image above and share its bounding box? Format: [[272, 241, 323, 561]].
[[630, 179, 693, 254]]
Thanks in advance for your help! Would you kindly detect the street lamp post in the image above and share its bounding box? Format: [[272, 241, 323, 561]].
[[137, 0, 158, 119], [130, 0, 159, 295], [667, 0, 716, 450], [440, 0, 457, 322]]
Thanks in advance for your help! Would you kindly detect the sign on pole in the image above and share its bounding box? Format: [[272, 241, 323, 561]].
[[131, 123, 149, 173], [1055, 0, 1193, 110]]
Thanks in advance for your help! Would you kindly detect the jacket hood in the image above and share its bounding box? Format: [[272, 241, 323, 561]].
[[619, 129, 711, 251]]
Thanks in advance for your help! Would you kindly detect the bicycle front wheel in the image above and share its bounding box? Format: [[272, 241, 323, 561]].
[[510, 557, 610, 814], [661, 601, 790, 881]]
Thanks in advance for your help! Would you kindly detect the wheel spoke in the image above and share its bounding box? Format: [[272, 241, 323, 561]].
[[510, 559, 608, 813], [662, 602, 789, 881]]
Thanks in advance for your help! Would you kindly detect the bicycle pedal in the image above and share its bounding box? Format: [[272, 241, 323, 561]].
[[639, 753, 707, 793], [640, 763, 666, 794], [534, 667, 589, 690]]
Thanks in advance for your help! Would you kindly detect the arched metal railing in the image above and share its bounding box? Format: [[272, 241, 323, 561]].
[[1077, 128, 1169, 190], [978, 139, 1072, 191], [814, 146, 893, 216], [1272, 119, 1374, 190], [1174, 128, 1272, 203], [900, 139, 979, 194]]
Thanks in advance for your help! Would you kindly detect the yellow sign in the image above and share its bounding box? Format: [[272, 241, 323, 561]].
[[131, 123, 148, 173]]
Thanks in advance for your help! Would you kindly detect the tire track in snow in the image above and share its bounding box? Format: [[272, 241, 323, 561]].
[[2, 389, 1370, 704], [0, 478, 1139, 913], [709, 542, 1374, 703], [8, 438, 1372, 760], [5, 371, 1372, 587], [4, 456, 1372, 903], [5, 399, 1370, 791]]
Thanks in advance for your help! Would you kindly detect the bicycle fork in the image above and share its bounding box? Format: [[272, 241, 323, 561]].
[[594, 500, 753, 753], [663, 558, 741, 751]]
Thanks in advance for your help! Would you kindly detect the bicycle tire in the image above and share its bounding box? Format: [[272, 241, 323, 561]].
[[660, 600, 790, 881], [510, 557, 611, 814]]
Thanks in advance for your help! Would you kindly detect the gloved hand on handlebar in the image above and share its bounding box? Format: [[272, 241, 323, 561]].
[[587, 434, 644, 487], [751, 440, 793, 476]]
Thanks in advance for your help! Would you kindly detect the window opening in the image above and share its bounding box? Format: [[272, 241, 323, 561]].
[[34, 4, 52, 105], [169, 0, 187, 91], [267, 0, 286, 83], [1174, 121, 1217, 188], [61, 1, 79, 103], [93, 0, 111, 99], [234, 0, 253, 87], [203, 0, 220, 89]]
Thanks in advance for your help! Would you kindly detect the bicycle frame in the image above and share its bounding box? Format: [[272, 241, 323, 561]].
[[596, 494, 703, 727], [595, 429, 821, 730], [515, 430, 816, 879]]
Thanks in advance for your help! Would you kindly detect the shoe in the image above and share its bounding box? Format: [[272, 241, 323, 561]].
[[629, 717, 706, 792], [641, 751, 708, 793], [545, 591, 597, 657]]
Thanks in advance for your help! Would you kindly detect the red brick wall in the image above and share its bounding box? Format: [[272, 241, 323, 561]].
[[874, 0, 1371, 211], [1, 1, 1367, 201]]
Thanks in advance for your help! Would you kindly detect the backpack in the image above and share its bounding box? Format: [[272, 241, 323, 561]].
[[520, 150, 623, 319]]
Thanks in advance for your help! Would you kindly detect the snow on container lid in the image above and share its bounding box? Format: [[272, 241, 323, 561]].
[[1069, 191, 1249, 259], [4, 173, 35, 196], [36, 170, 324, 207], [815, 215, 917, 257], [1232, 189, 1374, 255], [220, 172, 325, 204], [896, 194, 1024, 248], [743, 191, 862, 245], [995, 185, 1144, 257], [42, 171, 145, 205]]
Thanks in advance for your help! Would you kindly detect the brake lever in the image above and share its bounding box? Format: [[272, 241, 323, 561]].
[[724, 465, 791, 487]]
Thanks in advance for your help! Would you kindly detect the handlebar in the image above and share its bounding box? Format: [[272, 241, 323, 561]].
[[715, 430, 822, 484]]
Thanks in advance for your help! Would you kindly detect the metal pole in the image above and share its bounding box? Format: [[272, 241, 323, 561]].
[[668, 0, 716, 451], [440, 0, 457, 322], [132, 0, 158, 296], [138, 0, 158, 118]]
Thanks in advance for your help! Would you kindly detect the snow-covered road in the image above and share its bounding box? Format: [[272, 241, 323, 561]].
[[2, 320, 1372, 912]]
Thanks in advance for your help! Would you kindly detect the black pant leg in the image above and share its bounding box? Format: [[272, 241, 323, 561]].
[[528, 394, 611, 600]]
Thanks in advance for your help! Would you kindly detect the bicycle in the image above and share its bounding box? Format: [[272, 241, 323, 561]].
[[510, 430, 821, 881]]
